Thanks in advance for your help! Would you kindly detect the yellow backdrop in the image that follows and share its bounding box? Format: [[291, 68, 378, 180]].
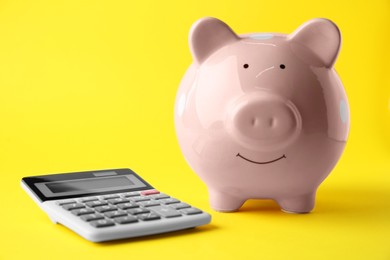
[[1, 0, 389, 259]]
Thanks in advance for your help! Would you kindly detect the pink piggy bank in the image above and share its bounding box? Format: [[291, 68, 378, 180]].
[[174, 17, 349, 213]]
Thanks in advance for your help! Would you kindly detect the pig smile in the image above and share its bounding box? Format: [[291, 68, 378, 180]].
[[236, 153, 286, 164]]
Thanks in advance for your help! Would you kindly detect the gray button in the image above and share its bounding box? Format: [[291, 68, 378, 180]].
[[121, 191, 140, 197], [105, 210, 128, 218], [79, 197, 99, 203], [107, 198, 130, 205], [71, 208, 95, 216], [95, 205, 117, 213], [57, 200, 76, 205], [169, 203, 191, 210], [62, 203, 85, 211], [159, 198, 180, 205], [81, 213, 105, 222], [130, 196, 150, 202], [117, 202, 139, 210], [127, 208, 150, 215], [137, 213, 160, 221], [114, 216, 138, 224], [137, 200, 160, 207], [149, 193, 170, 200], [90, 219, 115, 228], [86, 200, 108, 207], [102, 194, 120, 200], [151, 206, 182, 218], [180, 207, 202, 215]]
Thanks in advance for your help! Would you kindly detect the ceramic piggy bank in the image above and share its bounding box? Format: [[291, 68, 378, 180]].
[[174, 17, 349, 213]]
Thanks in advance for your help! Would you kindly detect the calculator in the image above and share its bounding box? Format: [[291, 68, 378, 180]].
[[21, 168, 211, 242]]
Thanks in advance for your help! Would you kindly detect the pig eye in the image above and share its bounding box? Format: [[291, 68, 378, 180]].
[[243, 64, 249, 69], [279, 64, 286, 69]]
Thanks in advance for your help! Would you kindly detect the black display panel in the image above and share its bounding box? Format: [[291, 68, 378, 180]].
[[21, 168, 154, 202], [46, 176, 133, 193]]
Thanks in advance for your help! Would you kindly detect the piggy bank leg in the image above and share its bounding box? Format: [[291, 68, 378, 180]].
[[277, 192, 316, 214], [208, 189, 245, 212]]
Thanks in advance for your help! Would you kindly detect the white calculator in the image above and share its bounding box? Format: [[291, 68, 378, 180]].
[[21, 168, 211, 242]]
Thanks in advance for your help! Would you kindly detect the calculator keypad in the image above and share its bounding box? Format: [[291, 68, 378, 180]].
[[59, 190, 205, 228]]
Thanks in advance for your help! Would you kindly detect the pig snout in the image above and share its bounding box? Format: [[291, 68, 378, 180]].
[[226, 92, 302, 151]]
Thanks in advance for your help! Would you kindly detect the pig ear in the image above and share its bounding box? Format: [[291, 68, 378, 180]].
[[189, 17, 239, 64], [288, 19, 341, 68]]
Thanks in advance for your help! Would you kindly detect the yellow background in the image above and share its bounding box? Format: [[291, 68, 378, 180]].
[[1, 0, 389, 259]]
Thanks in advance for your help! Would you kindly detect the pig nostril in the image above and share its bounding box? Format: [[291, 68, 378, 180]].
[[251, 118, 258, 126], [250, 117, 275, 128], [269, 117, 275, 127]]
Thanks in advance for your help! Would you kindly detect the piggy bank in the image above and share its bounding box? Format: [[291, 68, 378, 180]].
[[174, 17, 349, 213]]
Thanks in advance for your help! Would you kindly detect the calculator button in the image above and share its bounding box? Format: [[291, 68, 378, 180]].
[[117, 202, 139, 210], [107, 198, 130, 205], [62, 203, 85, 211], [95, 205, 118, 213], [105, 210, 128, 218], [149, 193, 170, 200], [127, 208, 150, 215], [137, 213, 161, 221], [101, 194, 120, 200], [85, 201, 108, 207], [57, 200, 77, 206], [121, 191, 140, 197], [169, 202, 191, 210], [151, 206, 182, 218], [79, 197, 99, 203], [114, 216, 138, 224], [90, 219, 115, 228], [71, 208, 95, 216], [137, 200, 161, 207], [158, 198, 180, 205], [180, 207, 203, 215], [81, 214, 105, 222], [140, 189, 160, 196], [130, 196, 151, 202]]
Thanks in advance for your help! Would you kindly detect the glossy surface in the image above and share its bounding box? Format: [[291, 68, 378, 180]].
[[175, 17, 350, 213]]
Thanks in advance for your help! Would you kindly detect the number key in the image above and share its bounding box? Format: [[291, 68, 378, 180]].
[[71, 208, 94, 216], [180, 207, 203, 215], [90, 219, 115, 228], [86, 200, 108, 207], [101, 194, 120, 200], [127, 208, 150, 215], [105, 210, 128, 218], [151, 206, 181, 218], [169, 202, 191, 210], [130, 196, 150, 202], [114, 216, 138, 224], [137, 213, 160, 221], [62, 203, 85, 211], [81, 214, 105, 222], [107, 198, 130, 205], [137, 200, 160, 207], [95, 205, 117, 213], [117, 202, 139, 210], [159, 198, 180, 205]]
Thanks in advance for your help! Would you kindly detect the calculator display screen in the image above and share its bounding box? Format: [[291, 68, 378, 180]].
[[34, 174, 147, 198], [46, 176, 132, 193]]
